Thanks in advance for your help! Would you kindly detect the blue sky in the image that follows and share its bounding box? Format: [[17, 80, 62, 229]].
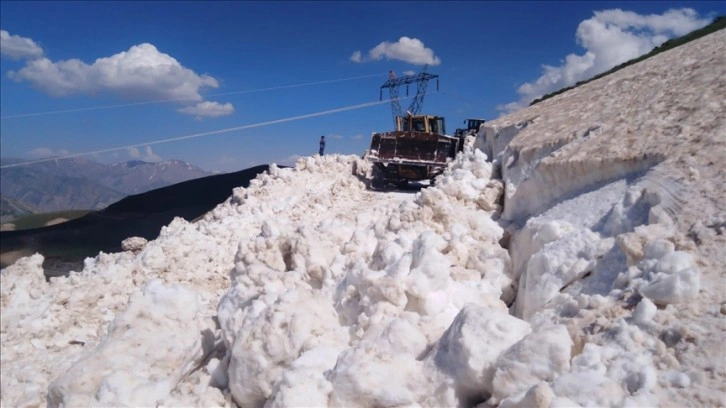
[[1, 1, 723, 173]]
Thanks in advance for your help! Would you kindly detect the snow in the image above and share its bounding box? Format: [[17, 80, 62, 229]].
[[2, 29, 725, 407], [425, 304, 532, 404], [490, 324, 572, 404], [47, 279, 208, 407], [636, 240, 701, 305]]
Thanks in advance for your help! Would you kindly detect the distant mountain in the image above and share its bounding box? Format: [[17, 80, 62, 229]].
[[0, 196, 36, 224], [0, 157, 213, 217], [0, 165, 271, 271], [0, 162, 127, 214], [100, 159, 211, 194]]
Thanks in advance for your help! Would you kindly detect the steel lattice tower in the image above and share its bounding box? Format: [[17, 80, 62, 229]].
[[379, 65, 439, 127]]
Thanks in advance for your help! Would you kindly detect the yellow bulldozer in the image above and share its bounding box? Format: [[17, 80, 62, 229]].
[[367, 113, 464, 189]]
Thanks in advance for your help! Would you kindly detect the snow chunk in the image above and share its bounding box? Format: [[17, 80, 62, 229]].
[[266, 347, 340, 408], [490, 324, 572, 403], [498, 382, 556, 408], [552, 344, 626, 407], [615, 222, 676, 266], [632, 298, 657, 326], [665, 371, 691, 388], [1, 254, 48, 332], [226, 288, 348, 408], [326, 316, 441, 407], [637, 240, 700, 305], [426, 304, 531, 404], [47, 279, 207, 407], [121, 236, 148, 252], [328, 343, 427, 407], [513, 219, 605, 320]]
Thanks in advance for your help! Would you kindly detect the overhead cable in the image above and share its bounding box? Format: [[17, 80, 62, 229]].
[[0, 94, 430, 169], [1, 73, 386, 119]]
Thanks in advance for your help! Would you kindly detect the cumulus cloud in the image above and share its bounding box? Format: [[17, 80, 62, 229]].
[[26, 147, 69, 158], [349, 50, 362, 63], [498, 8, 711, 114], [127, 146, 162, 162], [350, 36, 441, 66], [0, 30, 43, 60], [8, 43, 218, 101], [6, 40, 234, 118], [177, 101, 234, 118]]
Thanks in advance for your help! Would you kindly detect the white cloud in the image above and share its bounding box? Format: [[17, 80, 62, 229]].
[[127, 146, 161, 162], [0, 30, 43, 60], [349, 50, 362, 63], [8, 43, 219, 102], [126, 147, 141, 159], [6, 40, 235, 118], [498, 8, 711, 114], [351, 36, 441, 66], [592, 8, 711, 36], [142, 146, 162, 162], [327, 134, 343, 140], [178, 101, 234, 118], [351, 134, 364, 140], [26, 147, 69, 158], [403, 70, 416, 76]]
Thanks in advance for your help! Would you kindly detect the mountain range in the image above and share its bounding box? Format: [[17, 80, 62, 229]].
[[0, 165, 270, 271], [0, 157, 211, 222]]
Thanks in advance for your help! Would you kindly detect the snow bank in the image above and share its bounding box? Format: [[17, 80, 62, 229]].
[[480, 28, 725, 408], [2, 151, 520, 407], [217, 149, 523, 406], [473, 118, 533, 165]]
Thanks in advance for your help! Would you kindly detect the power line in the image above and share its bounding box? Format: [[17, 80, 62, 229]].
[[0, 95, 426, 169], [0, 73, 386, 119]]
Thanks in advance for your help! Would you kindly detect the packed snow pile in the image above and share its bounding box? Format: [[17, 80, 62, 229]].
[[2, 29, 725, 408]]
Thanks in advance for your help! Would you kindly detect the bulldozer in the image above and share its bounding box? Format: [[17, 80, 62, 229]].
[[366, 67, 476, 189], [366, 65, 484, 189], [454, 118, 487, 138], [367, 113, 464, 189]]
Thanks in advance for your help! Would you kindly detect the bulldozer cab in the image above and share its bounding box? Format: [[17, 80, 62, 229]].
[[465, 118, 486, 131], [454, 118, 487, 138], [396, 115, 446, 135]]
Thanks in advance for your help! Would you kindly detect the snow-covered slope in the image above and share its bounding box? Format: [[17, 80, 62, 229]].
[[1, 29, 724, 407], [477, 28, 726, 407]]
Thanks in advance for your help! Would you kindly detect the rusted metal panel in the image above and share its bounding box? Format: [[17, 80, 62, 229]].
[[369, 131, 456, 164], [368, 115, 464, 186], [436, 140, 452, 162]]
